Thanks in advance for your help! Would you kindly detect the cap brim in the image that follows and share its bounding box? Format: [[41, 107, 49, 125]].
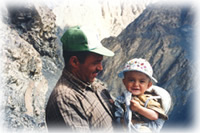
[[118, 70, 158, 83], [89, 46, 114, 56]]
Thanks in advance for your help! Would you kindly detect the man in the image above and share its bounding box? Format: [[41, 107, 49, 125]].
[[45, 26, 115, 132]]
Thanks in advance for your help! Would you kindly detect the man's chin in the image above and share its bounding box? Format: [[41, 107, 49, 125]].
[[88, 78, 96, 84]]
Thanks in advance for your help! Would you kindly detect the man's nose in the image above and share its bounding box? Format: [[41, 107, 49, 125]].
[[97, 63, 103, 71]]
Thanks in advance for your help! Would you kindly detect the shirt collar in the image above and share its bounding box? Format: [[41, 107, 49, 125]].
[[62, 69, 94, 91]]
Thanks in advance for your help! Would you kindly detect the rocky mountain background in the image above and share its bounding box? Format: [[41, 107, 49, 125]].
[[0, 0, 196, 132]]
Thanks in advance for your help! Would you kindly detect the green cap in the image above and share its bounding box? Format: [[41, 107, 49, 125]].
[[61, 26, 114, 56]]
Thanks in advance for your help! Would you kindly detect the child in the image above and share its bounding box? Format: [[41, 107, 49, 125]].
[[114, 58, 171, 133]]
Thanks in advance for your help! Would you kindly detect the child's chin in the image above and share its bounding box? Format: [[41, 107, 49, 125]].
[[131, 91, 140, 96]]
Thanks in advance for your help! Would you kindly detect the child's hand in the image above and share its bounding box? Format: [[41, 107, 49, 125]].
[[130, 99, 142, 112]]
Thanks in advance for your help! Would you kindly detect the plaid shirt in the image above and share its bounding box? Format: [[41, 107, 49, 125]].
[[45, 69, 114, 132]]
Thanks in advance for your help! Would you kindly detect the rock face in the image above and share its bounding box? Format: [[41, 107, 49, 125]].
[[0, 1, 194, 132], [0, 3, 63, 132], [1, 32, 47, 130], [53, 0, 157, 39], [99, 3, 194, 128]]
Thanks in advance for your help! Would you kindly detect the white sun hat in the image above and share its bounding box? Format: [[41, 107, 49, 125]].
[[118, 58, 157, 83]]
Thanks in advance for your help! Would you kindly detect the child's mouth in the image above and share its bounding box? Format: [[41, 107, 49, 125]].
[[132, 88, 140, 91]]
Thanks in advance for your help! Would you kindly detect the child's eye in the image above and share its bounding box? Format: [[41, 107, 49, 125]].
[[140, 80, 145, 83]]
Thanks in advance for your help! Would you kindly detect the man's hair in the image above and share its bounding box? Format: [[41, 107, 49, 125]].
[[63, 50, 91, 65]]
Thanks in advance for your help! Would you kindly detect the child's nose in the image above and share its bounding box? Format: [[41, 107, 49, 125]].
[[134, 81, 139, 86]]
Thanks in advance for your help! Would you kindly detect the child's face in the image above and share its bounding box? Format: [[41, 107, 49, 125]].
[[123, 71, 152, 96]]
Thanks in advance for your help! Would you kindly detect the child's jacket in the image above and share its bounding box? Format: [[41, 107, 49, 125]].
[[114, 85, 171, 133]]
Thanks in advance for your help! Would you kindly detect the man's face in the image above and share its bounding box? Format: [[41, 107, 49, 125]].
[[77, 52, 103, 83]]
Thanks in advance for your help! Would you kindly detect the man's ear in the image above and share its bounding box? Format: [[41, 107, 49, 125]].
[[69, 56, 80, 68]]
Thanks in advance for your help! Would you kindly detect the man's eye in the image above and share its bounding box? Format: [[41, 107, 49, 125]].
[[94, 61, 101, 65], [93, 62, 99, 65]]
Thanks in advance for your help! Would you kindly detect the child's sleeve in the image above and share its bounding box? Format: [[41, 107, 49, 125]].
[[114, 95, 126, 124], [135, 94, 168, 120], [146, 98, 168, 120]]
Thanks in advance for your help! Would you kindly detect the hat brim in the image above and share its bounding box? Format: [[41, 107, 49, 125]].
[[118, 70, 158, 83], [89, 46, 114, 57]]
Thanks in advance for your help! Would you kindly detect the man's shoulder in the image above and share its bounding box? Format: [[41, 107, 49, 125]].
[[92, 78, 108, 91], [52, 77, 78, 99]]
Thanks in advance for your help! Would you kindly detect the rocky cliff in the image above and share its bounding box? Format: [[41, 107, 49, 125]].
[[0, 3, 63, 132], [53, 0, 158, 39], [0, 1, 195, 132]]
